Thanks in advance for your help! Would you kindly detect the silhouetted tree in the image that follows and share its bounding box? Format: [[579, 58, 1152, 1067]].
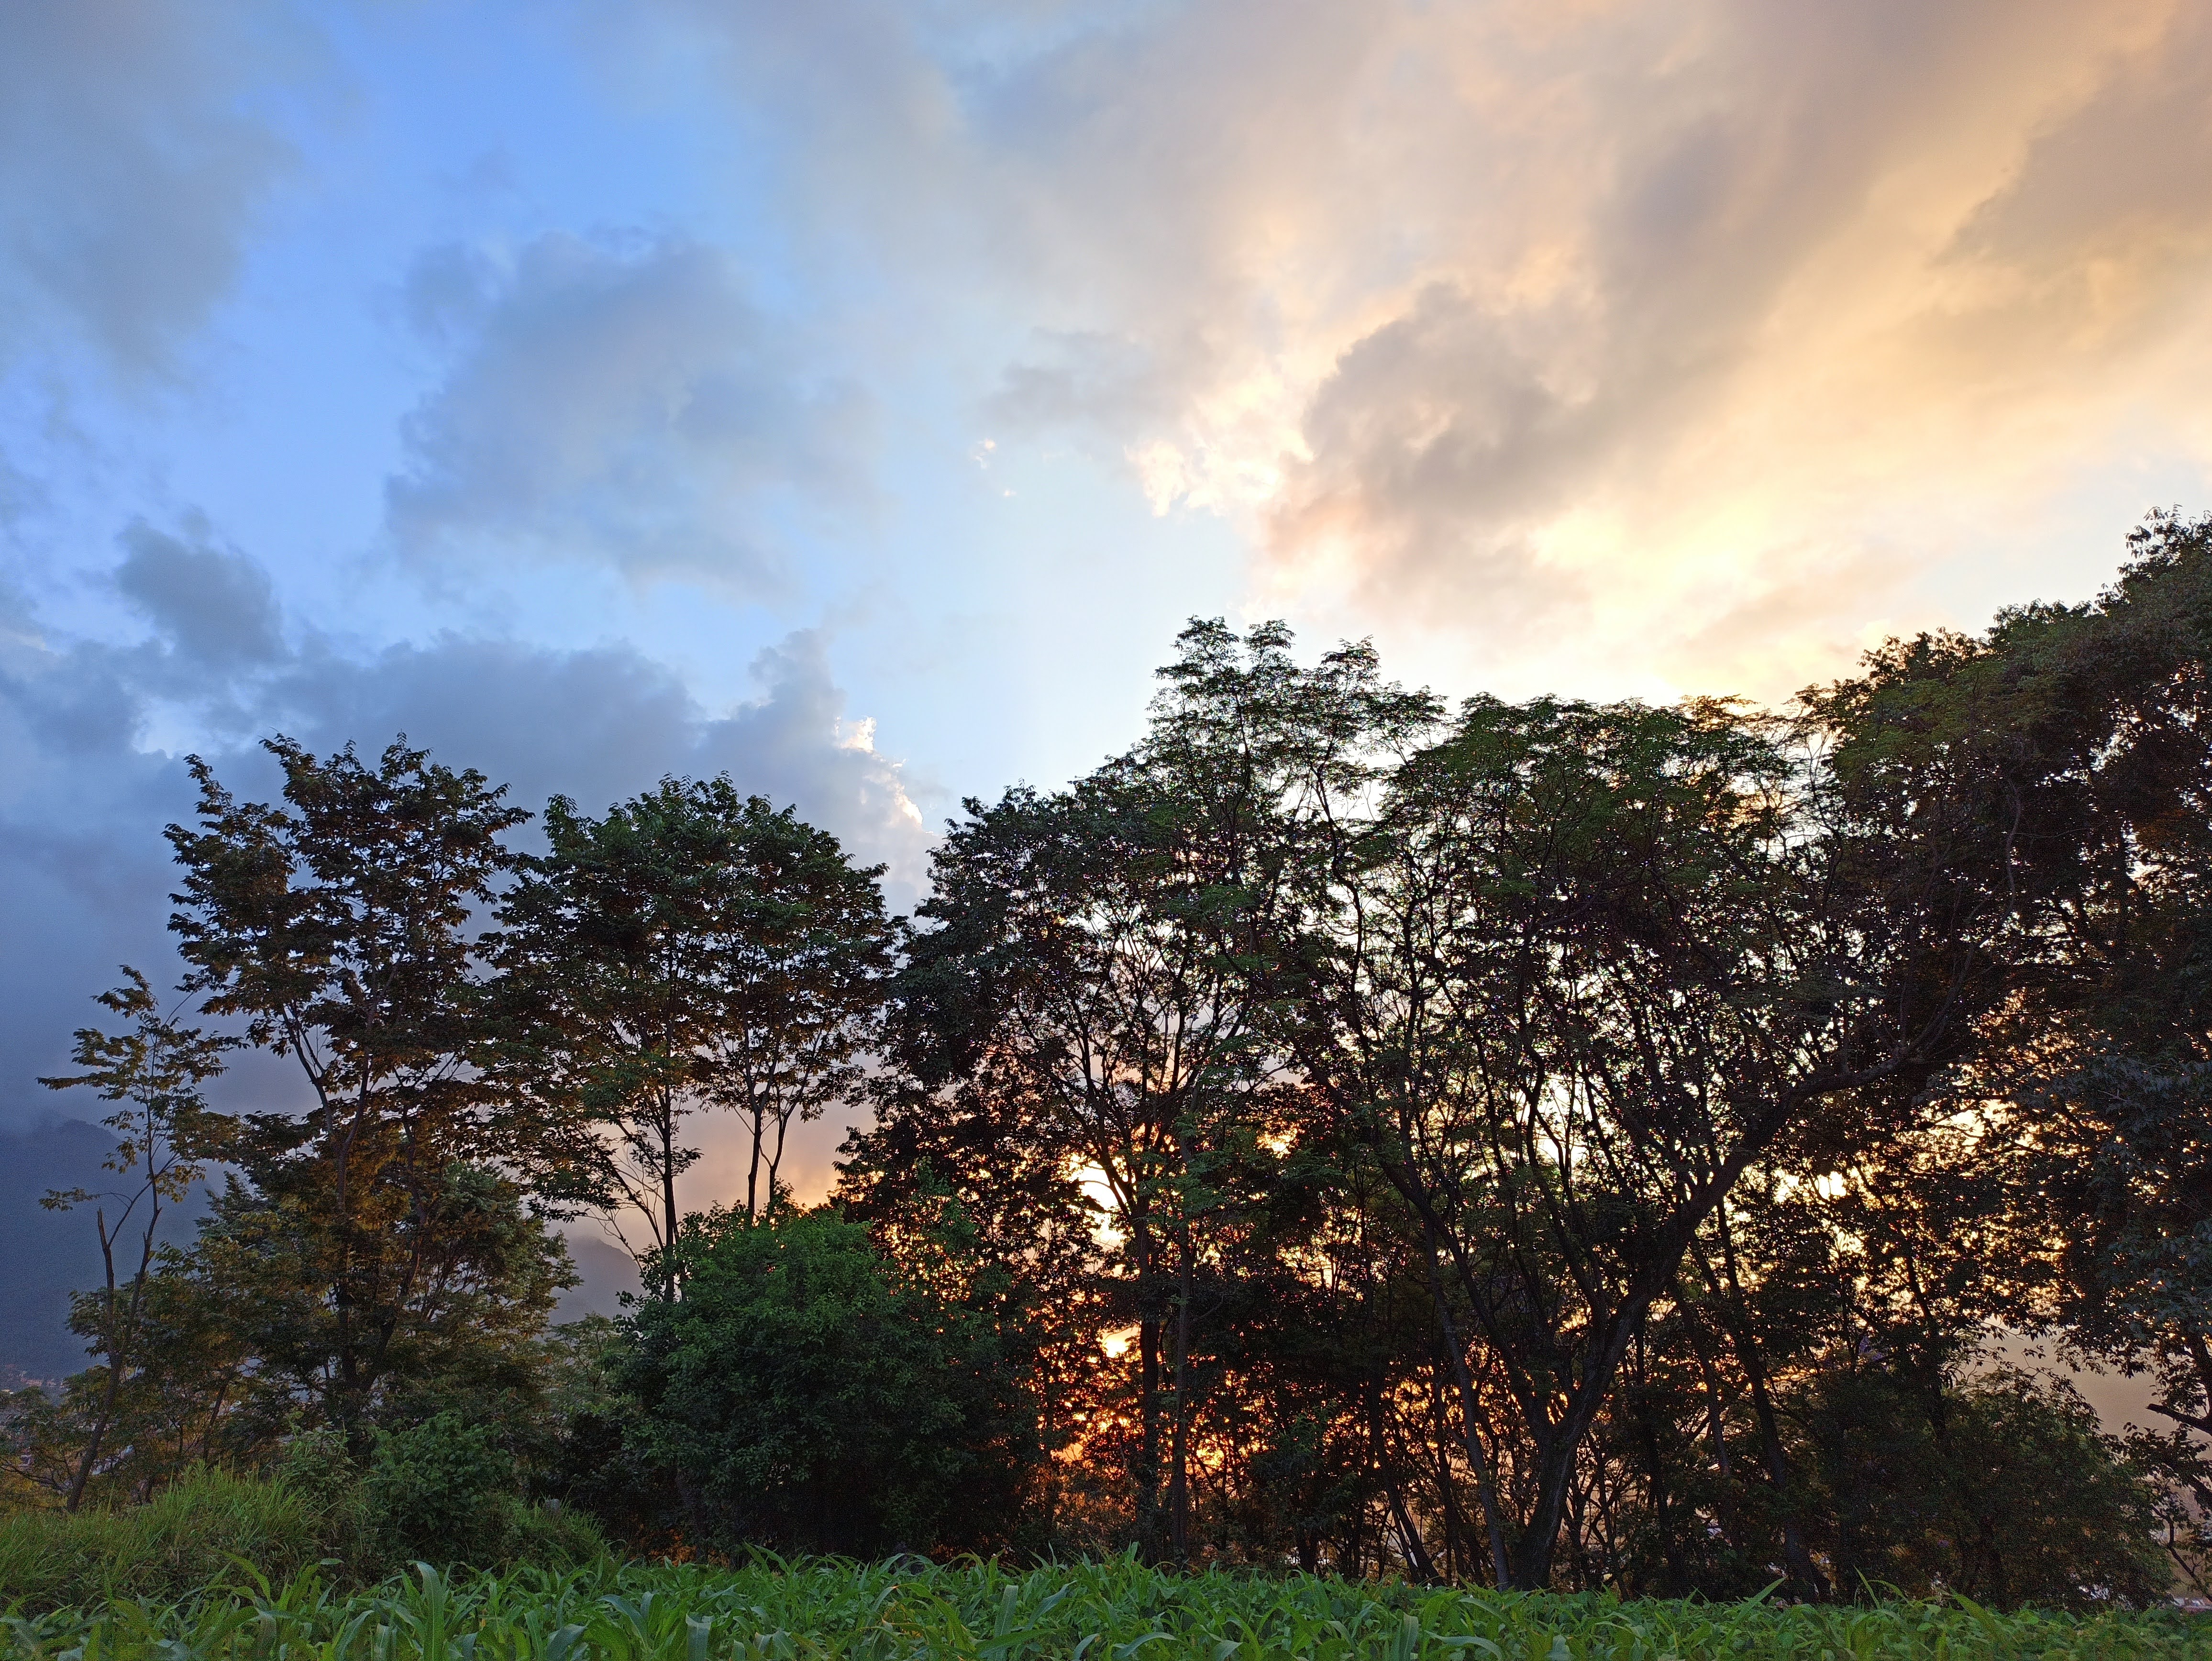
[[495, 779, 896, 1285]]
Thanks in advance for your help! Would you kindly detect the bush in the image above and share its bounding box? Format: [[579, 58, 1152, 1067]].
[[361, 1410, 604, 1572], [620, 1207, 1039, 1557], [362, 1410, 516, 1567], [1796, 1365, 2168, 1608], [0, 1424, 604, 1611], [497, 1498, 606, 1569], [0, 1467, 319, 1612]]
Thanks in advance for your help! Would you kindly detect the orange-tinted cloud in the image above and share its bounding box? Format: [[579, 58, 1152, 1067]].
[[659, 0, 2212, 698]]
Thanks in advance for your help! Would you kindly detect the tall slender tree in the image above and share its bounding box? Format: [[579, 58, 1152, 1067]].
[[37, 970, 233, 1509], [853, 621, 1429, 1559], [496, 778, 897, 1283]]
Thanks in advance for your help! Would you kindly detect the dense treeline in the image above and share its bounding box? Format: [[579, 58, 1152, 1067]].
[[9, 514, 2212, 1609]]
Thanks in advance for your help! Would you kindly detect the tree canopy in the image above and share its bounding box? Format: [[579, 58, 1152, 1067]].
[[13, 514, 2212, 1607]]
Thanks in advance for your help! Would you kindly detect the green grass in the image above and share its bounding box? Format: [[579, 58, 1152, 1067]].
[[0, 1465, 605, 1613], [4, 1556, 2206, 1661], [0, 1467, 323, 1611]]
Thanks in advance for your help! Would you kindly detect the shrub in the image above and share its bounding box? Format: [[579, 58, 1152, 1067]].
[[362, 1410, 516, 1568], [497, 1498, 607, 1570], [0, 1424, 604, 1613], [0, 1466, 319, 1612], [358, 1410, 604, 1572], [619, 1207, 1040, 1557]]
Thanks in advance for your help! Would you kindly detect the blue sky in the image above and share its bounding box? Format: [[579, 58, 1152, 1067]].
[[7, 0, 2212, 1203]]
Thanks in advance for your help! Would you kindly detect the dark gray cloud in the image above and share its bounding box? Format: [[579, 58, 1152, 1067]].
[[0, 0, 305, 376], [116, 519, 286, 666], [385, 233, 874, 585], [265, 628, 928, 884], [0, 529, 927, 1131]]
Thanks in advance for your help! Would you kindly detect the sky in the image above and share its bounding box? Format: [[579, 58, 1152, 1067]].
[[7, 0, 2212, 1211]]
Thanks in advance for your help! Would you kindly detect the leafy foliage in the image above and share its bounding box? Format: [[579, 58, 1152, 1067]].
[[161, 738, 584, 1444], [618, 1208, 1038, 1558], [493, 780, 897, 1276], [4, 1556, 2204, 1658]]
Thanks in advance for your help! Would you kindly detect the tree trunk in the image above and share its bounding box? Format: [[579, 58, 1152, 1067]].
[[659, 1094, 681, 1294], [1700, 1220, 1825, 1599], [1132, 1212, 1165, 1559], [1368, 1373, 1437, 1582], [1505, 1347, 1622, 1589], [67, 1188, 162, 1513], [1419, 1227, 1510, 1587], [1167, 1208, 1195, 1563], [66, 1209, 121, 1512], [1630, 1334, 1689, 1595]]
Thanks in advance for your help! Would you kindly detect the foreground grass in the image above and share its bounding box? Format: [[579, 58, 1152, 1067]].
[[5, 1557, 2208, 1661], [0, 1469, 324, 1609], [0, 1468, 601, 1610]]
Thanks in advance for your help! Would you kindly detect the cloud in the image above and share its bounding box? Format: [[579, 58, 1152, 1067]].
[[0, 525, 927, 1129], [385, 233, 874, 586], [1253, 3, 2212, 652], [268, 628, 928, 887], [1267, 283, 1605, 628], [0, 0, 304, 377], [640, 0, 2212, 696], [115, 519, 286, 666]]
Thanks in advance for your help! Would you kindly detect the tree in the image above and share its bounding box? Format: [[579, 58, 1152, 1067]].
[[833, 1080, 1111, 1550], [872, 774, 1237, 1558], [1790, 1364, 2166, 1608], [0, 1246, 264, 1508], [618, 1207, 1039, 1556], [164, 736, 580, 1443], [851, 622, 1427, 1561], [1810, 512, 2212, 1586], [33, 970, 232, 1509], [495, 780, 897, 1284], [1287, 694, 2013, 1587]]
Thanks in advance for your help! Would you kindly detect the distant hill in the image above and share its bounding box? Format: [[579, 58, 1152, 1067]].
[[0, 1117, 139, 1386], [557, 1231, 642, 1320]]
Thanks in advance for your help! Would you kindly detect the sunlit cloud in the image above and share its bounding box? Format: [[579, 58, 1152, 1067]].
[[647, 0, 2212, 698]]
